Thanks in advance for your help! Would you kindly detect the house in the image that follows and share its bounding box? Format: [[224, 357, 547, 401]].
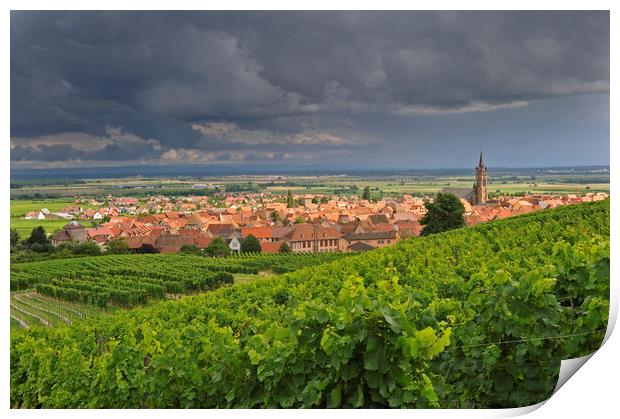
[[156, 233, 196, 253], [45, 212, 73, 220], [208, 223, 237, 239], [283, 224, 340, 253], [271, 225, 293, 241], [50, 230, 71, 247], [193, 233, 214, 249], [240, 226, 272, 242], [342, 231, 398, 252], [50, 221, 88, 246], [394, 220, 422, 238], [393, 212, 416, 222], [80, 208, 97, 219], [87, 227, 114, 244], [369, 223, 396, 233], [260, 241, 283, 254], [368, 214, 389, 225], [24, 211, 41, 220], [125, 235, 159, 251], [184, 213, 207, 231], [61, 205, 82, 215]]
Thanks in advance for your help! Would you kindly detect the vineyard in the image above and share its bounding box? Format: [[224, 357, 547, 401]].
[[11, 291, 114, 329], [10, 252, 350, 313], [10, 200, 610, 408]]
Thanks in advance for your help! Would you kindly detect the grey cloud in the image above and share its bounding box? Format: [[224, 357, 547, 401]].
[[11, 127, 163, 162], [12, 144, 86, 162], [10, 11, 609, 167]]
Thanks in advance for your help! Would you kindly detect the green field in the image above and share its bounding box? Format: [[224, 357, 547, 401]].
[[10, 218, 71, 238], [10, 198, 94, 238], [10, 171, 610, 200], [10, 218, 70, 238], [265, 178, 609, 196], [10, 198, 80, 217]]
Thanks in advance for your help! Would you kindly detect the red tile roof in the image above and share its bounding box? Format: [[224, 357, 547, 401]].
[[86, 227, 114, 238], [260, 241, 282, 254], [155, 233, 196, 253], [194, 234, 213, 249], [241, 226, 272, 239]]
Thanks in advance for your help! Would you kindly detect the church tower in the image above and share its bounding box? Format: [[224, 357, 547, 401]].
[[473, 150, 488, 205]]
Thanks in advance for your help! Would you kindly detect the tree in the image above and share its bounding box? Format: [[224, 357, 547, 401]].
[[55, 242, 78, 256], [362, 186, 371, 201], [279, 242, 291, 254], [240, 234, 261, 253], [29, 243, 55, 253], [180, 244, 200, 254], [73, 241, 101, 256], [205, 237, 230, 257], [25, 226, 50, 246], [10, 229, 20, 247], [320, 196, 329, 204], [271, 211, 282, 223], [286, 189, 294, 208], [420, 193, 466, 236], [106, 238, 129, 254], [136, 243, 159, 254], [294, 216, 305, 224]]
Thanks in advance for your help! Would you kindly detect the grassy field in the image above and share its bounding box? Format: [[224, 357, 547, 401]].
[[265, 178, 610, 196], [10, 171, 610, 199], [10, 198, 79, 217], [10, 219, 71, 238], [10, 198, 98, 237]]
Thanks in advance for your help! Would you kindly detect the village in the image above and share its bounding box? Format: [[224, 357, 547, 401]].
[[20, 153, 606, 254], [25, 188, 608, 254]]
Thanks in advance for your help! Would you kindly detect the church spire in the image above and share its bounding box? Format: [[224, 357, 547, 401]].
[[474, 150, 488, 205]]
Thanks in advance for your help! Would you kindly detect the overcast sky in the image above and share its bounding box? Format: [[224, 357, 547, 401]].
[[10, 11, 609, 170]]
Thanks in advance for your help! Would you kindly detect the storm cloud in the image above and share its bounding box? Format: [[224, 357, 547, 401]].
[[10, 11, 609, 168]]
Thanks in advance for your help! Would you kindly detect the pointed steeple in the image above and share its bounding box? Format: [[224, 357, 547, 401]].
[[478, 149, 484, 168]]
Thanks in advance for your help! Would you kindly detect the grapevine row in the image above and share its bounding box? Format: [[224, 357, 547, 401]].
[[10, 200, 610, 408]]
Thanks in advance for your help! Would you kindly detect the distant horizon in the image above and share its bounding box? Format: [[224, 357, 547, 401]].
[[10, 162, 610, 181]]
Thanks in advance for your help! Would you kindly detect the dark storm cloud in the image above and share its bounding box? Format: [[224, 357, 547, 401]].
[[11, 144, 85, 162], [11, 137, 162, 162], [10, 11, 609, 167]]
